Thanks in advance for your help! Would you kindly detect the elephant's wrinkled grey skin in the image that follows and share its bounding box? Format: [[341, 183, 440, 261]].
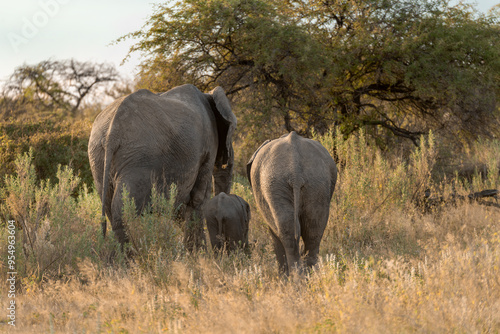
[[203, 192, 251, 252], [88, 84, 237, 251], [247, 131, 337, 275]]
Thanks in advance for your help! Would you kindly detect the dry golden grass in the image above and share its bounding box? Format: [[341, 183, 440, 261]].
[[3, 208, 499, 333], [1, 132, 500, 333]]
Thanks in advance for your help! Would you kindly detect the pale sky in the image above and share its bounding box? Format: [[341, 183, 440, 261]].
[[0, 0, 163, 83], [0, 0, 498, 83]]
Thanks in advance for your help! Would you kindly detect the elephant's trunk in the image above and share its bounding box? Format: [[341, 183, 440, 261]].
[[101, 219, 107, 238], [213, 147, 234, 195]]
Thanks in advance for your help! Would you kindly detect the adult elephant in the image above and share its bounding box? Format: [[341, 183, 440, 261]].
[[88, 84, 237, 251], [247, 131, 337, 275]]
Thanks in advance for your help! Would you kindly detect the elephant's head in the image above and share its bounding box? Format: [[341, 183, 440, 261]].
[[209, 87, 237, 194]]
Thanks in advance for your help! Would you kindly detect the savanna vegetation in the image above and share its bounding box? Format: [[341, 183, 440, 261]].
[[1, 0, 500, 332]]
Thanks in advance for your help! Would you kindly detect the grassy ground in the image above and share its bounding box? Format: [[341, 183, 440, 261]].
[[1, 131, 499, 333]]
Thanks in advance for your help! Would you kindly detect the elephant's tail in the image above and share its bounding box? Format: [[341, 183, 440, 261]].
[[100, 141, 114, 238], [292, 178, 304, 243]]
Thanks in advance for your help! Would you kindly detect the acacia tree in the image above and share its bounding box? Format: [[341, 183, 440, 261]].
[[2, 59, 119, 117], [312, 0, 500, 144], [122, 0, 500, 145]]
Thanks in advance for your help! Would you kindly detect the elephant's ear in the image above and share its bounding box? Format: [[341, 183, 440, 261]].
[[209, 87, 237, 166], [244, 200, 251, 223], [246, 139, 271, 186]]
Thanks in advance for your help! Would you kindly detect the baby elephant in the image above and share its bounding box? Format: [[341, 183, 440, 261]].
[[203, 192, 251, 252]]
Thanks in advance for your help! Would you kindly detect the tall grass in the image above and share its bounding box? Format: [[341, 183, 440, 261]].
[[316, 129, 440, 259], [1, 132, 499, 332], [0, 150, 122, 285], [121, 183, 184, 285]]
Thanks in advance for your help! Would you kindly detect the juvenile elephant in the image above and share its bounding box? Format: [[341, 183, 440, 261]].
[[88, 84, 237, 251], [247, 131, 337, 275], [203, 192, 251, 252]]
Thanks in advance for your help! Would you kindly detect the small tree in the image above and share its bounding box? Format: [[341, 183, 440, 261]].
[[2, 59, 120, 118]]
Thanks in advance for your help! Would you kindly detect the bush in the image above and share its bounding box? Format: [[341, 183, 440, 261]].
[[121, 183, 184, 285], [0, 150, 121, 282], [0, 117, 93, 194]]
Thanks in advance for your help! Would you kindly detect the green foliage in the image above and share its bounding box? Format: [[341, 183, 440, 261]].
[[0, 117, 93, 195], [123, 0, 500, 148], [231, 174, 254, 208], [0, 150, 121, 282]]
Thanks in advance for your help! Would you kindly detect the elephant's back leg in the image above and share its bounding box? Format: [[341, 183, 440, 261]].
[[103, 182, 114, 222], [110, 181, 128, 244], [263, 190, 301, 274], [110, 172, 153, 244], [183, 155, 213, 250], [300, 187, 332, 268], [268, 227, 288, 275], [300, 221, 325, 268], [206, 214, 222, 250], [222, 206, 245, 250]]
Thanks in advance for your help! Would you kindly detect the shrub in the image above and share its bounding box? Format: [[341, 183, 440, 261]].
[[316, 129, 438, 258], [0, 117, 93, 194], [0, 150, 120, 282], [121, 183, 184, 285]]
